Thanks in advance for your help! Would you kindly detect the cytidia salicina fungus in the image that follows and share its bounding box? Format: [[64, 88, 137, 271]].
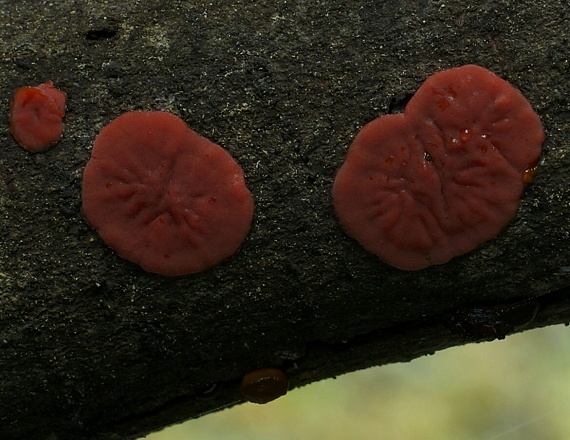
[[239, 368, 289, 404], [333, 64, 544, 270], [81, 111, 254, 276], [9, 81, 67, 153]]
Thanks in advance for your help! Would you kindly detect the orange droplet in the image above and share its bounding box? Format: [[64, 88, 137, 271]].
[[459, 129, 472, 143], [240, 368, 289, 404], [522, 166, 539, 183]]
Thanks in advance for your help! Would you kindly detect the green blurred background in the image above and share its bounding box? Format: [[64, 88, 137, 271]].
[[145, 324, 570, 440]]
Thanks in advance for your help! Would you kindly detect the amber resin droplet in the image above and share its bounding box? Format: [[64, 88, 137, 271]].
[[240, 368, 289, 404], [522, 165, 539, 183]]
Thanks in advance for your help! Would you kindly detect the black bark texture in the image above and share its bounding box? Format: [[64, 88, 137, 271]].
[[0, 0, 569, 439]]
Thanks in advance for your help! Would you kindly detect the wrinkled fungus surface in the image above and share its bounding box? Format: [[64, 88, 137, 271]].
[[333, 65, 544, 270], [9, 80, 67, 153], [82, 111, 254, 276]]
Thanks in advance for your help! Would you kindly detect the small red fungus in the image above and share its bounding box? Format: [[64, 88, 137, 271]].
[[240, 368, 289, 404], [9, 80, 67, 153], [333, 65, 544, 270], [81, 111, 254, 276]]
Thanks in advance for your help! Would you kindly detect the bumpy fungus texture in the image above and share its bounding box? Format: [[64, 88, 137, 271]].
[[9, 81, 67, 153], [240, 368, 289, 404], [333, 65, 544, 270], [82, 111, 254, 276]]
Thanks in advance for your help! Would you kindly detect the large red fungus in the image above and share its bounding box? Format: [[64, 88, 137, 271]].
[[82, 111, 254, 276], [333, 65, 544, 270], [9, 80, 67, 153]]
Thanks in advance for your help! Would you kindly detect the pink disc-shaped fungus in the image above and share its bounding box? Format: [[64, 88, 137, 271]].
[[333, 65, 544, 270], [82, 111, 254, 276], [9, 80, 67, 153]]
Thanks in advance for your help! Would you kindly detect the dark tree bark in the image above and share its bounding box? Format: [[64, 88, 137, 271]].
[[0, 0, 569, 439]]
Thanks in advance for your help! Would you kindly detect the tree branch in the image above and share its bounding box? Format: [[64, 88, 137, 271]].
[[0, 0, 568, 439]]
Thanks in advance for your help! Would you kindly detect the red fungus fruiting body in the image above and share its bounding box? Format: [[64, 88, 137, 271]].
[[240, 368, 289, 404], [82, 111, 254, 276], [333, 65, 544, 270], [9, 81, 67, 153]]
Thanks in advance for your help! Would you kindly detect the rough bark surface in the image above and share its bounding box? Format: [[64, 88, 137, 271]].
[[0, 0, 569, 439]]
